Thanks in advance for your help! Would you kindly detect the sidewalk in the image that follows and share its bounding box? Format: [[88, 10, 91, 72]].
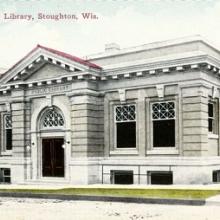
[[0, 184, 220, 206], [205, 194, 220, 205], [0, 183, 220, 190]]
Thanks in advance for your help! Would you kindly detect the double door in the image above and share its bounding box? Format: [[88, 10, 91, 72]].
[[42, 138, 64, 177]]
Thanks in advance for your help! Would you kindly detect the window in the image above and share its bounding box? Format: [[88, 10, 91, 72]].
[[110, 170, 133, 184], [115, 105, 136, 148], [152, 101, 175, 147], [148, 171, 173, 185], [0, 168, 11, 183], [208, 102, 217, 134], [41, 108, 64, 129], [4, 114, 12, 151], [213, 170, 220, 183]]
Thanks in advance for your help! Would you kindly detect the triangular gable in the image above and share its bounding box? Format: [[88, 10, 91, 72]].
[[1, 44, 101, 85], [24, 63, 77, 82]]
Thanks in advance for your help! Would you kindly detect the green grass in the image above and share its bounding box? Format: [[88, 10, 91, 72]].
[[0, 188, 219, 200]]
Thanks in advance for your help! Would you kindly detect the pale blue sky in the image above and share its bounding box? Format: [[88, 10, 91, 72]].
[[0, 0, 220, 68]]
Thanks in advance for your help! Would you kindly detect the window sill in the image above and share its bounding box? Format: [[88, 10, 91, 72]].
[[110, 149, 139, 155], [147, 148, 179, 155], [208, 133, 219, 139]]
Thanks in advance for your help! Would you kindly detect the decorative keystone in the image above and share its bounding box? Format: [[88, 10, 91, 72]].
[[156, 85, 164, 98], [118, 89, 126, 103], [6, 102, 11, 112], [212, 86, 218, 98]]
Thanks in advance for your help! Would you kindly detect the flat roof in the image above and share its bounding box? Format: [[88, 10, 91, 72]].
[[85, 35, 220, 60]]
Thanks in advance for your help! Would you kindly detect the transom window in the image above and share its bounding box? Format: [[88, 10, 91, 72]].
[[4, 115, 12, 129], [115, 105, 136, 122], [4, 114, 12, 151], [115, 104, 136, 148], [152, 102, 175, 120], [41, 108, 64, 129], [152, 101, 175, 147]]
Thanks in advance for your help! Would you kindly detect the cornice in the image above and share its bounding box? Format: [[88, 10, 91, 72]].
[[1, 55, 220, 96]]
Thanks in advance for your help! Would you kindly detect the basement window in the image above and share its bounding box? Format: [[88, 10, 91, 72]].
[[115, 105, 136, 148], [0, 168, 11, 183], [111, 170, 133, 184], [4, 114, 12, 151], [148, 171, 173, 185], [213, 170, 220, 183], [152, 102, 175, 147]]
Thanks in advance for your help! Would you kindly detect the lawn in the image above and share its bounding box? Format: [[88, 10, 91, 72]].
[[0, 188, 219, 200]]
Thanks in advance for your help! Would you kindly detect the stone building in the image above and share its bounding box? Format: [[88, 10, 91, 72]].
[[0, 35, 220, 185]]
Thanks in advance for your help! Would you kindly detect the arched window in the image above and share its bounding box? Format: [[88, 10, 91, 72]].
[[40, 107, 65, 129]]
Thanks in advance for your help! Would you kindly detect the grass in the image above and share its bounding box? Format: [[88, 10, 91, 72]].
[[0, 188, 219, 200]]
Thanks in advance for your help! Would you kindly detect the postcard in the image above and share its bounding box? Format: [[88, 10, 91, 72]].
[[0, 0, 220, 219]]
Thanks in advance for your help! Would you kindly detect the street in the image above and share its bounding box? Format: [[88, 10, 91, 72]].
[[0, 197, 219, 220]]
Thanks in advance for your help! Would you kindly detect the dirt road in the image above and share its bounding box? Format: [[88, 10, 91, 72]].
[[0, 197, 219, 220]]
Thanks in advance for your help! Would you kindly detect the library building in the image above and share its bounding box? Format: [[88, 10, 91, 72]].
[[0, 36, 220, 185]]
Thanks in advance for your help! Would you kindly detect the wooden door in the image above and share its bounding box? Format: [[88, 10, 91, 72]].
[[42, 138, 64, 177]]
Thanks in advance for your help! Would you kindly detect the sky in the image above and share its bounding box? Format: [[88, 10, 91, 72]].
[[0, 0, 220, 69]]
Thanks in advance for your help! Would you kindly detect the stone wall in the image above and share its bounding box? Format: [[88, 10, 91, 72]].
[[181, 86, 209, 156], [70, 94, 104, 157]]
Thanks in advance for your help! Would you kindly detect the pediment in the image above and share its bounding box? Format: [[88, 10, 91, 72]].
[[25, 63, 79, 82], [1, 44, 101, 86]]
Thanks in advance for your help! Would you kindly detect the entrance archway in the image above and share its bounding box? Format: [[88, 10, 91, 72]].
[[39, 107, 65, 178]]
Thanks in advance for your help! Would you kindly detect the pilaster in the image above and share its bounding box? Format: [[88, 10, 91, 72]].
[[70, 91, 104, 157], [10, 89, 31, 183], [181, 85, 209, 156]]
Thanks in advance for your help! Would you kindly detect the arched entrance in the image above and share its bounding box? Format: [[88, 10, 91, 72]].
[[39, 107, 65, 177]]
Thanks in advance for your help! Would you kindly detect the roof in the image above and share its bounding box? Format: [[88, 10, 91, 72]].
[[37, 44, 102, 69], [4, 44, 102, 75], [86, 35, 220, 60]]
